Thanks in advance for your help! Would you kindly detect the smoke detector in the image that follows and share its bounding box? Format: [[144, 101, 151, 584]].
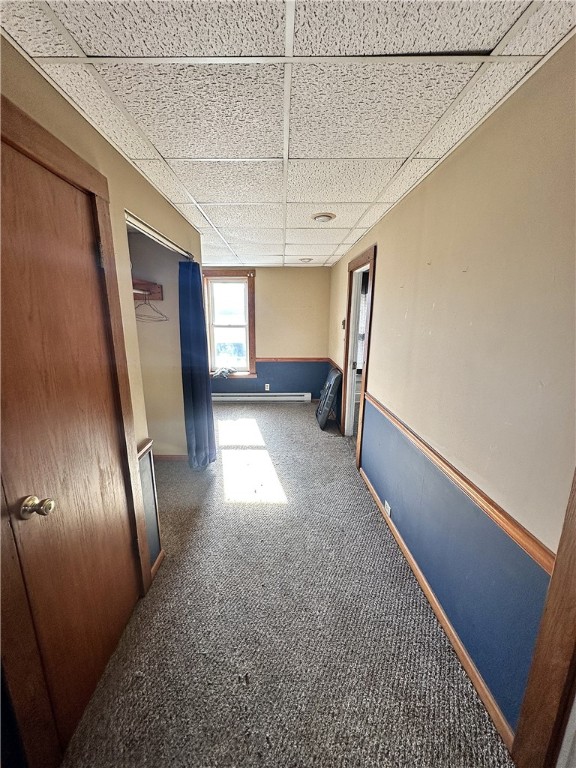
[[312, 212, 336, 223]]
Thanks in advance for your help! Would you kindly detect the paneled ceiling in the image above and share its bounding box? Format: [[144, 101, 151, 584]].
[[2, 1, 574, 267]]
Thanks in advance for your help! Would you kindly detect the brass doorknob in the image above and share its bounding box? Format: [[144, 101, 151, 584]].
[[20, 495, 56, 519]]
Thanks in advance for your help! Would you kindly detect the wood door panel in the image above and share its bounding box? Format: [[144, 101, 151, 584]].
[[1, 143, 140, 746], [1, 487, 62, 767]]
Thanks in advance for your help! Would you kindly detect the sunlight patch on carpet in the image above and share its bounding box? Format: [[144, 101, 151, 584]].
[[217, 418, 266, 447], [221, 448, 287, 503]]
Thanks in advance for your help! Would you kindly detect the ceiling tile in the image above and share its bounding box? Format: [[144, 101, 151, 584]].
[[343, 228, 368, 244], [134, 159, 192, 203], [500, 2, 576, 55], [378, 159, 437, 202], [231, 243, 284, 257], [1, 1, 77, 56], [417, 62, 533, 159], [168, 160, 284, 203], [284, 256, 326, 265], [286, 228, 350, 244], [201, 242, 238, 259], [202, 252, 242, 267], [95, 63, 285, 158], [287, 203, 370, 228], [200, 229, 229, 248], [221, 228, 284, 245], [294, 1, 527, 56], [39, 63, 156, 158], [333, 243, 352, 257], [357, 203, 393, 229], [290, 62, 479, 158], [237, 254, 284, 265], [200, 205, 284, 229], [176, 204, 211, 229], [287, 159, 403, 202], [49, 0, 285, 56], [285, 243, 336, 256]]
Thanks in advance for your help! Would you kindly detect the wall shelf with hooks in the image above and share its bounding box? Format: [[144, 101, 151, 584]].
[[132, 278, 163, 301]]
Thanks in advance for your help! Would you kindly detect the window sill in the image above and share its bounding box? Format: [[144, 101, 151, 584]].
[[210, 372, 257, 379]]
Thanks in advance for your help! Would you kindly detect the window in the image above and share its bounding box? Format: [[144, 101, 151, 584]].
[[203, 269, 255, 374]]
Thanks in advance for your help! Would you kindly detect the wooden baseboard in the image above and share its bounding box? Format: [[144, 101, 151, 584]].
[[153, 455, 188, 461], [359, 466, 515, 752], [150, 549, 165, 580]]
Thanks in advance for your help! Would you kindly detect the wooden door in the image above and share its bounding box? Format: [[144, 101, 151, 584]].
[[1, 139, 140, 749]]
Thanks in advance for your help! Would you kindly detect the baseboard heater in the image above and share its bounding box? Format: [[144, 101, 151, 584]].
[[212, 392, 311, 403]]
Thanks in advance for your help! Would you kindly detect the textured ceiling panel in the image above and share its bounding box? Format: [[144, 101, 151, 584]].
[[1, 1, 77, 56], [333, 243, 352, 257], [343, 228, 369, 244], [286, 228, 350, 244], [201, 241, 237, 258], [500, 2, 576, 55], [49, 0, 284, 56], [39, 63, 156, 158], [284, 256, 326, 265], [231, 243, 284, 257], [287, 203, 370, 228], [202, 252, 241, 266], [134, 159, 192, 202], [200, 205, 284, 229], [221, 228, 284, 245], [202, 243, 234, 256], [200, 230, 229, 248], [357, 203, 393, 229], [237, 254, 283, 265], [293, 1, 527, 56], [95, 63, 285, 158], [176, 205, 211, 229], [290, 62, 479, 158], [417, 61, 533, 158], [285, 243, 336, 256], [287, 159, 403, 203], [378, 159, 437, 202], [169, 160, 284, 203]]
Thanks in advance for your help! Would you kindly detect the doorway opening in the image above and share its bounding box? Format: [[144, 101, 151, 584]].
[[126, 213, 189, 458], [342, 247, 376, 465]]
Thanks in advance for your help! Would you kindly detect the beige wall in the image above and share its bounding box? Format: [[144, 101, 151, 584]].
[[130, 234, 187, 455], [254, 267, 331, 358], [1, 39, 201, 444], [329, 40, 575, 552]]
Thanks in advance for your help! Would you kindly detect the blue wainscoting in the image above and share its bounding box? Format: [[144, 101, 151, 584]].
[[210, 359, 332, 400], [360, 397, 550, 731]]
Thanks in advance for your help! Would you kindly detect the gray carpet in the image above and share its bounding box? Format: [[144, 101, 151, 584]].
[[63, 403, 515, 768]]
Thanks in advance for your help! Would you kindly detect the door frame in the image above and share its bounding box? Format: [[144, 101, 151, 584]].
[[1, 96, 151, 768], [341, 245, 376, 468], [513, 469, 576, 767]]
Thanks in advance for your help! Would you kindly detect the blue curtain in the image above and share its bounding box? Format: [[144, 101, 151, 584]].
[[179, 260, 216, 469]]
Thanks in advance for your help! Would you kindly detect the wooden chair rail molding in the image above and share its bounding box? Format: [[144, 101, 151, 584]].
[[363, 392, 555, 574], [255, 357, 332, 363], [328, 359, 343, 373]]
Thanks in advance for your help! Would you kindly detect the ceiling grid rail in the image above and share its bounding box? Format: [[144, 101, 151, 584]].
[[2, 0, 574, 268]]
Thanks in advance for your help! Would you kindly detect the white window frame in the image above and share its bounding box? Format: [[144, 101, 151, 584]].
[[203, 269, 255, 375]]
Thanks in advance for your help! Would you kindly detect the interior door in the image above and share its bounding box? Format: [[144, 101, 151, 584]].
[[1, 140, 140, 747]]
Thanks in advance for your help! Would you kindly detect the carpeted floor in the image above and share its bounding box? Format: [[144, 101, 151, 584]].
[[63, 403, 515, 768]]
